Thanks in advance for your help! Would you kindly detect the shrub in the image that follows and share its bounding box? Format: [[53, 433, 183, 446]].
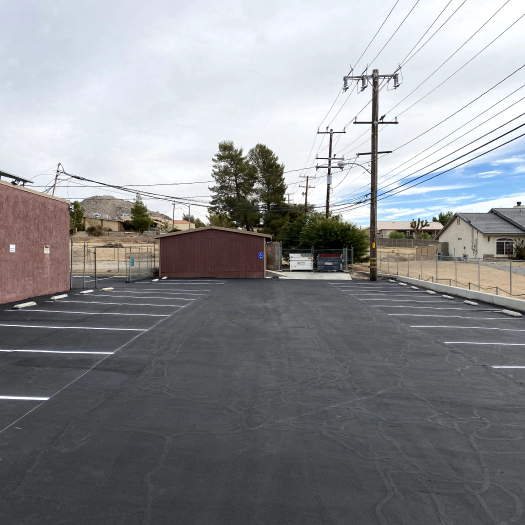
[[418, 232, 433, 240], [388, 231, 405, 239], [514, 239, 525, 260]]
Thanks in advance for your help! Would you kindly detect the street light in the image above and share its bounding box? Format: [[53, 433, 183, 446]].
[[336, 160, 371, 174]]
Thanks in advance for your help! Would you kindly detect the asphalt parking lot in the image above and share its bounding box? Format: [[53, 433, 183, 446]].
[[1, 277, 525, 524]]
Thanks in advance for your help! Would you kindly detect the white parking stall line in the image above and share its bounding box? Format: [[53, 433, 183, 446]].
[[6, 309, 169, 317], [153, 279, 225, 282], [411, 326, 525, 332], [343, 290, 426, 297], [75, 294, 201, 300], [0, 324, 146, 332], [445, 342, 525, 346], [0, 299, 193, 435], [0, 396, 49, 401], [127, 289, 210, 293], [492, 365, 525, 368], [371, 306, 479, 310], [0, 349, 114, 355], [390, 314, 520, 320], [360, 299, 445, 303], [50, 300, 189, 307], [102, 290, 208, 296]]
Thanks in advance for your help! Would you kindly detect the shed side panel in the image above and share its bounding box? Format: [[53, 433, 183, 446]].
[[159, 230, 266, 278]]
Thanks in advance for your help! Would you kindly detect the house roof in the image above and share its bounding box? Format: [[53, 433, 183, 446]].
[[437, 212, 525, 238], [155, 226, 272, 239], [368, 221, 443, 231], [491, 208, 525, 229]]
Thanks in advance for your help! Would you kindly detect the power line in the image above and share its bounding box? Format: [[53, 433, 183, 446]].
[[388, 1, 517, 118], [366, 0, 421, 65], [337, 64, 525, 203], [332, 123, 525, 212]]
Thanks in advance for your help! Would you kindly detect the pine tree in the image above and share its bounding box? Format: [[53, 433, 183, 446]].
[[69, 201, 85, 231], [209, 141, 259, 230], [248, 144, 287, 237], [131, 194, 153, 232]]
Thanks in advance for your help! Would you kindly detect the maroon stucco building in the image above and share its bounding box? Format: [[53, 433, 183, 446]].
[[157, 227, 271, 279], [0, 180, 70, 303]]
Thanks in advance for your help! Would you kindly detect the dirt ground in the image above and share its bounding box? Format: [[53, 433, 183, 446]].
[[352, 247, 525, 298], [71, 233, 158, 277]]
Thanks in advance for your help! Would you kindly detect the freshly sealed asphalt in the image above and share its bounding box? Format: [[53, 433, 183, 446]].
[[1, 277, 525, 524]]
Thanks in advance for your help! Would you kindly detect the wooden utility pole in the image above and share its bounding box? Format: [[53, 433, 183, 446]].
[[316, 129, 345, 218], [52, 163, 64, 196], [299, 176, 314, 215], [344, 68, 400, 281]]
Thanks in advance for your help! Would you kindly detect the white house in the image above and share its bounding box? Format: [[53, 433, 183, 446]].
[[436, 204, 525, 258]]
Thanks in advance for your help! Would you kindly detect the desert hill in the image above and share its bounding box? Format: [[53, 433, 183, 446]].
[[80, 195, 170, 221]]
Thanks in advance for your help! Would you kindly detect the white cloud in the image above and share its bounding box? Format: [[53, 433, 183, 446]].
[[454, 193, 525, 213], [491, 154, 525, 165], [397, 184, 476, 196]]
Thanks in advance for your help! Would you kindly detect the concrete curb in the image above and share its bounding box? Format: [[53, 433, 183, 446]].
[[382, 274, 525, 313]]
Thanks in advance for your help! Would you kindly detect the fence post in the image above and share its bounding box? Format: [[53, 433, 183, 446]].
[[510, 258, 513, 295], [83, 241, 86, 290], [478, 258, 480, 291], [420, 255, 422, 280], [436, 252, 438, 283], [351, 246, 354, 273], [396, 253, 399, 276], [455, 257, 457, 287], [70, 238, 74, 289], [94, 247, 97, 289], [311, 246, 314, 272], [407, 253, 410, 278]]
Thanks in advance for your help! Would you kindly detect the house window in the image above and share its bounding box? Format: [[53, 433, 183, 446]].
[[496, 238, 513, 255]]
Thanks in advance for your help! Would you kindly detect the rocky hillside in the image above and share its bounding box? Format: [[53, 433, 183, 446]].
[[80, 195, 170, 220]]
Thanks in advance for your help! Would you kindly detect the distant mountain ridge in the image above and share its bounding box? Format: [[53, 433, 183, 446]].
[[80, 195, 170, 221]]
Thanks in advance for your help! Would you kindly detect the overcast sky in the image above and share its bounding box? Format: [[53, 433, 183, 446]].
[[1, 0, 524, 224]]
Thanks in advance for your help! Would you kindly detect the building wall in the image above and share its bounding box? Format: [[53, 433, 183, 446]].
[[0, 182, 70, 303], [159, 229, 266, 278]]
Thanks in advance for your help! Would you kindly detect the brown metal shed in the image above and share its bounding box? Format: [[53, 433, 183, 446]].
[[156, 227, 271, 279], [0, 180, 70, 304]]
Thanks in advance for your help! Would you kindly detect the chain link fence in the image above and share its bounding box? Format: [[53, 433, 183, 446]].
[[378, 250, 525, 298], [70, 241, 158, 289]]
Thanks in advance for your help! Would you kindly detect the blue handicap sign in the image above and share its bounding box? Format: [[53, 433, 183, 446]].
[[258, 252, 264, 259], [130, 258, 135, 267]]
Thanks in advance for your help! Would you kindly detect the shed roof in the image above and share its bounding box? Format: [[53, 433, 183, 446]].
[[156, 226, 272, 239], [0, 179, 69, 204]]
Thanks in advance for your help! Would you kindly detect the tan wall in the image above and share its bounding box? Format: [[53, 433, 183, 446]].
[[83, 218, 124, 232]]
